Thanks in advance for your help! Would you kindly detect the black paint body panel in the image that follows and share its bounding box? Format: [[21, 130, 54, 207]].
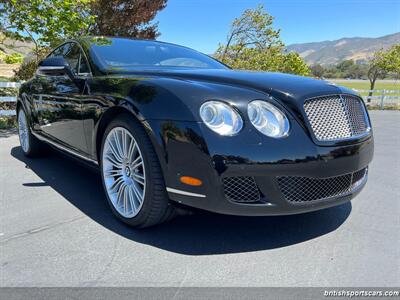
[[17, 37, 374, 216]]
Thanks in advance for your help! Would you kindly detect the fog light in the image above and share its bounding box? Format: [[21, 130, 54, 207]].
[[180, 176, 203, 186]]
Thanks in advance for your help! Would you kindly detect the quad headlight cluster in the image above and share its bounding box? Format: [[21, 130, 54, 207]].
[[200, 99, 290, 138]]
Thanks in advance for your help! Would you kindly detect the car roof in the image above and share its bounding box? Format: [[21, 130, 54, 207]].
[[75, 36, 187, 49]]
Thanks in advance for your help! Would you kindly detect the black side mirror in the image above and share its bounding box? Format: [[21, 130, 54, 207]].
[[37, 57, 75, 81]]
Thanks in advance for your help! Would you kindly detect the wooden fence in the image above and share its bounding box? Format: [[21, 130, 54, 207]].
[[353, 89, 400, 109], [0, 82, 20, 116], [0, 82, 399, 117]]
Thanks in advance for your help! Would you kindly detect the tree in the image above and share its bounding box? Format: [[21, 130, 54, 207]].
[[281, 52, 310, 76], [0, 0, 94, 63], [330, 60, 368, 79], [1, 0, 168, 79], [214, 5, 309, 76], [88, 0, 167, 39], [346, 63, 368, 79], [336, 60, 354, 73], [218, 4, 282, 61], [4, 53, 23, 64], [367, 45, 400, 99], [385, 44, 400, 79], [310, 64, 325, 78]]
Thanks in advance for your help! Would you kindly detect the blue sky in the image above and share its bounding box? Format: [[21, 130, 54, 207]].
[[156, 0, 400, 53]]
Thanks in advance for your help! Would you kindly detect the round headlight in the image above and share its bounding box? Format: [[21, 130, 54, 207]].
[[200, 101, 243, 136], [248, 100, 290, 138]]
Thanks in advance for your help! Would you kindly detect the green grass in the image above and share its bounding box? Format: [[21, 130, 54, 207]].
[[329, 80, 400, 110], [0, 76, 12, 82], [330, 80, 400, 103], [330, 80, 400, 92]]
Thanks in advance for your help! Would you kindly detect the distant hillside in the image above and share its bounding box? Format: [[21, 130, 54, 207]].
[[287, 32, 400, 66], [0, 36, 34, 78], [0, 36, 34, 56]]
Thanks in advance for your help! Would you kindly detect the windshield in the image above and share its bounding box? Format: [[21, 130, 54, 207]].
[[89, 37, 227, 71]]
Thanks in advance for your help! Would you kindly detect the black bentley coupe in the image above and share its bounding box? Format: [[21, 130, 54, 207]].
[[17, 37, 374, 228]]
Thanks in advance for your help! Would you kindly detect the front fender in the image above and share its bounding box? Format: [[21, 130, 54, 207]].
[[16, 81, 35, 128], [84, 76, 268, 161]]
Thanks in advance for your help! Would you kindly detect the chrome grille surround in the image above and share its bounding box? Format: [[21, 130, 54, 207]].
[[222, 176, 261, 203], [303, 95, 370, 141], [277, 167, 368, 203]]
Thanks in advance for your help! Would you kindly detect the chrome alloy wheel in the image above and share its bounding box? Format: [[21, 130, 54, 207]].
[[18, 109, 29, 153], [102, 127, 146, 218]]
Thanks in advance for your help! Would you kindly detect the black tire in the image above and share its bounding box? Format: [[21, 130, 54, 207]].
[[100, 113, 175, 228], [17, 107, 46, 157]]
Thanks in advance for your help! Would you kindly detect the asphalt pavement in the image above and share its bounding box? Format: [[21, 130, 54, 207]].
[[0, 111, 399, 287]]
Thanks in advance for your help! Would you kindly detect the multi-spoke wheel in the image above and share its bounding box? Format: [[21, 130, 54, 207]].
[[102, 127, 146, 218], [18, 109, 29, 153], [100, 114, 174, 228], [17, 108, 44, 157]]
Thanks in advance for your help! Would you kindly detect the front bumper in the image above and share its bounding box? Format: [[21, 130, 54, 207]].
[[146, 119, 374, 216]]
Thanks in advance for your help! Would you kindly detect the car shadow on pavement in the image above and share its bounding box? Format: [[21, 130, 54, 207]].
[[11, 146, 352, 255]]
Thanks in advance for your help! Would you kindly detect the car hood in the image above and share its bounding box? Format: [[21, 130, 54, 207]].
[[112, 68, 355, 103]]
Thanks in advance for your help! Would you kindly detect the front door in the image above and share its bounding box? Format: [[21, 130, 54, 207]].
[[34, 42, 90, 154]]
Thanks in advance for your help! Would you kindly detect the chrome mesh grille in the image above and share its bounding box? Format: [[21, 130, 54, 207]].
[[303, 95, 369, 141], [277, 168, 367, 203], [352, 168, 368, 187], [223, 176, 261, 203]]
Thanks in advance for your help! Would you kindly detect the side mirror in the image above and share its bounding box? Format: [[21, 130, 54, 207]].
[[37, 57, 75, 81]]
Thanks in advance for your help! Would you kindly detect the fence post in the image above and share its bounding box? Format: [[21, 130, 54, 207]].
[[380, 89, 386, 109]]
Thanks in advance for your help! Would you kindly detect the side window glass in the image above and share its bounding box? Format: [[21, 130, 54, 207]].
[[45, 43, 90, 76], [63, 43, 80, 75], [48, 43, 70, 58], [78, 52, 90, 75]]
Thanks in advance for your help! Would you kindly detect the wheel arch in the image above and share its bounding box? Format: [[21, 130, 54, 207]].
[[94, 105, 136, 161], [16, 95, 31, 124], [94, 104, 168, 179], [16, 99, 22, 115]]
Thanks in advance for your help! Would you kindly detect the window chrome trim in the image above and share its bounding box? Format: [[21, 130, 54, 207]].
[[38, 66, 65, 71], [36, 66, 65, 76], [42, 40, 93, 78]]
